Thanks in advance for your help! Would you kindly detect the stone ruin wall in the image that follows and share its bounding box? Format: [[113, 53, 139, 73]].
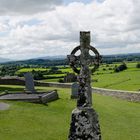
[[0, 78, 71, 88], [0, 78, 25, 86], [92, 87, 140, 102], [0, 78, 139, 102]]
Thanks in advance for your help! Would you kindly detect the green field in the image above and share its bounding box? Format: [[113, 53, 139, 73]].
[[0, 85, 140, 140], [16, 67, 72, 73], [45, 62, 140, 91], [17, 68, 48, 73], [92, 62, 140, 91], [16, 62, 140, 91]]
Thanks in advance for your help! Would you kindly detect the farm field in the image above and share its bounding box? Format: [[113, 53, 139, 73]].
[[92, 62, 140, 91], [16, 67, 72, 74], [0, 85, 140, 140], [16, 62, 140, 91], [16, 68, 48, 73]]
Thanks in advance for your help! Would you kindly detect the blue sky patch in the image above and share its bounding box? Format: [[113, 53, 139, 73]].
[[0, 31, 9, 37], [22, 18, 42, 26], [63, 0, 105, 5], [63, 0, 93, 5]]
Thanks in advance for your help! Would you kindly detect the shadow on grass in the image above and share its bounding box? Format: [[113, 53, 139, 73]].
[[0, 86, 24, 92]]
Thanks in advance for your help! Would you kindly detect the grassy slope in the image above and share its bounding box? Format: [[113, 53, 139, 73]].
[[92, 62, 140, 91], [16, 62, 140, 91], [42, 62, 140, 91], [0, 86, 140, 140]]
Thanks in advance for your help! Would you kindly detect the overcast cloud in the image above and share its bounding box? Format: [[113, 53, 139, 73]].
[[0, 0, 140, 60], [0, 0, 62, 15]]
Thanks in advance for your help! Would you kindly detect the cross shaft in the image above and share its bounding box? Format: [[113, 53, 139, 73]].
[[68, 31, 102, 140], [77, 31, 92, 107]]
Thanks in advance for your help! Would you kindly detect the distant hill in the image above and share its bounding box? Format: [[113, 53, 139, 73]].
[[1, 53, 140, 66], [102, 53, 140, 63], [37, 55, 66, 60], [0, 57, 11, 63], [3, 58, 68, 66], [0, 55, 67, 65]]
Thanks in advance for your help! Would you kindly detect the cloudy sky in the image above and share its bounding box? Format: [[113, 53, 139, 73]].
[[0, 0, 140, 60]]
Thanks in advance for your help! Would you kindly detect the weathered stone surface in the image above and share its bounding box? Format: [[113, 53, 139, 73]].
[[24, 72, 35, 93], [0, 90, 59, 104], [40, 90, 59, 104], [68, 31, 102, 140], [92, 87, 140, 102], [64, 73, 77, 83], [71, 82, 79, 99], [69, 108, 101, 140], [0, 74, 59, 104]]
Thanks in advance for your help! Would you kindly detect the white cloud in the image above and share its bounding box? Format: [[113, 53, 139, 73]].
[[0, 0, 140, 60], [0, 0, 62, 15]]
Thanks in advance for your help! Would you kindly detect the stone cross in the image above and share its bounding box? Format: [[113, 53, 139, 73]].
[[68, 31, 102, 139], [24, 72, 35, 93], [68, 31, 101, 107]]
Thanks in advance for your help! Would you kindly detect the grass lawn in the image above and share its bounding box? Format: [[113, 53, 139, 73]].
[[40, 78, 60, 82], [0, 85, 24, 92], [17, 68, 48, 73], [16, 62, 140, 91], [0, 86, 140, 140], [92, 63, 140, 91], [38, 62, 140, 91]]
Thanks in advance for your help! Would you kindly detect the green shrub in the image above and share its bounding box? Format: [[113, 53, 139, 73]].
[[136, 63, 140, 68], [108, 67, 112, 70], [58, 79, 64, 83], [32, 70, 44, 80], [114, 62, 127, 72]]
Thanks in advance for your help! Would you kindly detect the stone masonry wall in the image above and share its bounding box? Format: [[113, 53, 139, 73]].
[[92, 87, 140, 102], [0, 78, 139, 102], [0, 78, 71, 88]]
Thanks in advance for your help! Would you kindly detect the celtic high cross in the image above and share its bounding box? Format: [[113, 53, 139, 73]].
[[68, 31, 101, 107], [68, 31, 102, 140]]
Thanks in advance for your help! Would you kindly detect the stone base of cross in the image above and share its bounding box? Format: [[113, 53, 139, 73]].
[[68, 31, 102, 140], [69, 108, 101, 140]]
